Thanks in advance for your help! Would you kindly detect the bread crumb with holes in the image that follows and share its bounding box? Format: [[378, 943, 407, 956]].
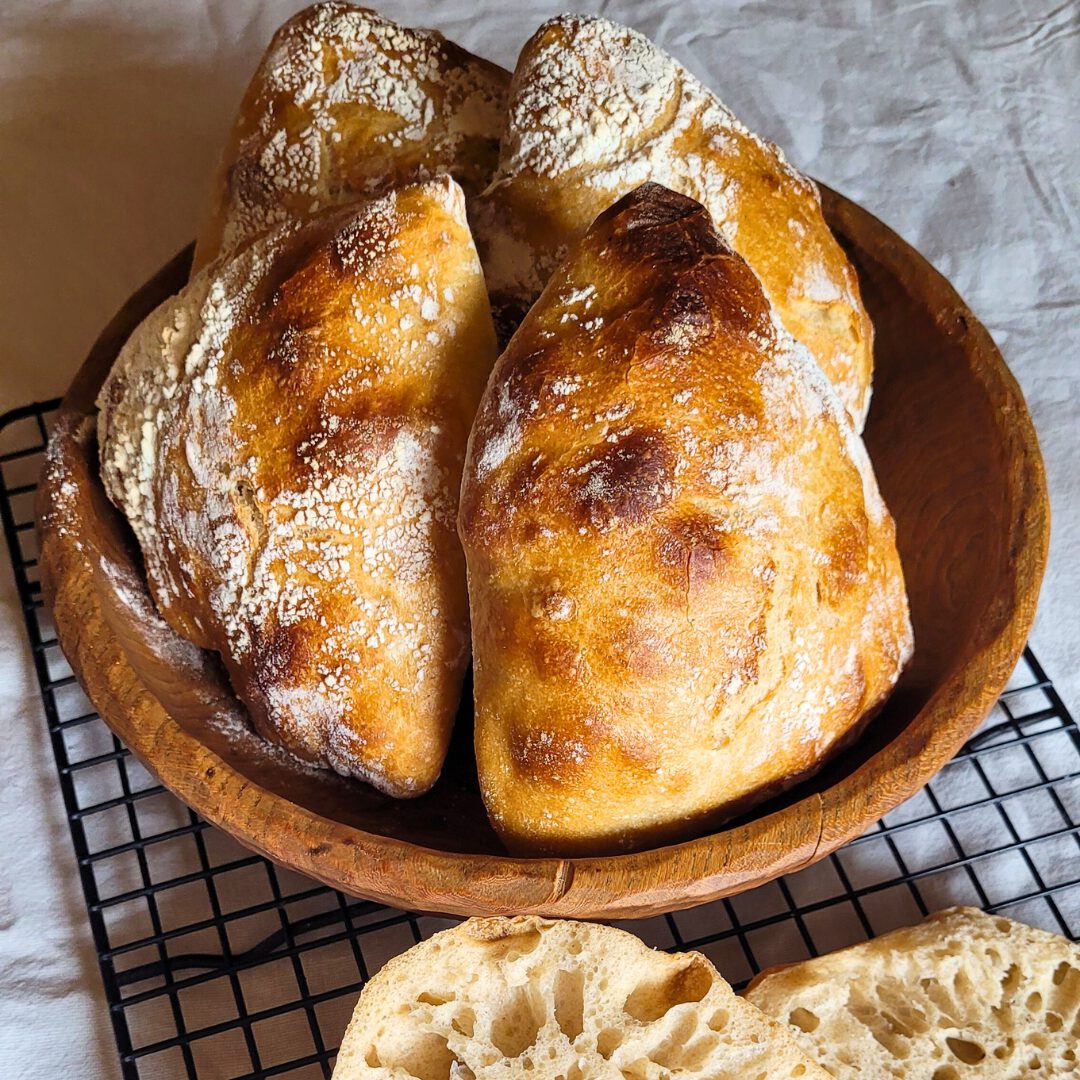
[[332, 916, 829, 1079]]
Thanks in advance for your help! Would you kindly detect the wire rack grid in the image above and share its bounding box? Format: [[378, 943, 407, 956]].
[[2, 399, 1078, 1080]]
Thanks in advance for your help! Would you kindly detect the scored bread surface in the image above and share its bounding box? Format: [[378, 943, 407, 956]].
[[473, 13, 874, 429], [98, 177, 497, 796], [459, 182, 912, 855], [746, 906, 1080, 1078], [333, 916, 830, 1079], [194, 1, 509, 270]]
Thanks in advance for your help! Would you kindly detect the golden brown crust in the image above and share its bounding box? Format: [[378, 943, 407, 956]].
[[472, 14, 874, 428], [99, 178, 498, 796], [193, 1, 509, 272], [459, 183, 911, 854]]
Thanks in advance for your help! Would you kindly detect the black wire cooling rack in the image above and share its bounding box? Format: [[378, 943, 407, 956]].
[[3, 398, 1079, 1080]]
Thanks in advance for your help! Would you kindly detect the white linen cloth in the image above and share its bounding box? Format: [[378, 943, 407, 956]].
[[0, 1, 1076, 1077]]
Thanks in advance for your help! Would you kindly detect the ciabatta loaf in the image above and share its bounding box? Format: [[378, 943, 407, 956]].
[[746, 906, 1080, 1078], [193, 1, 509, 271], [332, 916, 830, 1080], [459, 183, 911, 855], [474, 13, 873, 428], [99, 178, 497, 796]]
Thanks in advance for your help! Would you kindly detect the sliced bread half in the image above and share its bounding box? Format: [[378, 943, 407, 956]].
[[746, 906, 1080, 1078], [333, 915, 830, 1079]]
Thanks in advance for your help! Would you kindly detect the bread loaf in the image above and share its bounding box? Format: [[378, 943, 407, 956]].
[[746, 906, 1080, 1078], [193, 1, 509, 271], [332, 916, 831, 1080], [459, 182, 911, 855], [473, 13, 874, 429], [99, 177, 497, 796]]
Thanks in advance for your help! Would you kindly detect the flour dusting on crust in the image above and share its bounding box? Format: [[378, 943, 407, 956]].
[[487, 15, 801, 293], [99, 178, 490, 795], [205, 1, 507, 264], [476, 12, 873, 430]]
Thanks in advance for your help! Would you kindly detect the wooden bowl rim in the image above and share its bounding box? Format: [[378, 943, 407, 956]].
[[37, 187, 1050, 918]]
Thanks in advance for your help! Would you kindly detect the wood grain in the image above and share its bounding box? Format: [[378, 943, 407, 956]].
[[36, 188, 1049, 919]]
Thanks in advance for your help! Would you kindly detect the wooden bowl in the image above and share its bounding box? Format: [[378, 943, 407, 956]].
[[38, 188, 1048, 919]]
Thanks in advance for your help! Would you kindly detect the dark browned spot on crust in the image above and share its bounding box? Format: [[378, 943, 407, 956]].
[[656, 514, 732, 594], [609, 621, 674, 678], [259, 217, 350, 309], [294, 413, 400, 477], [491, 343, 562, 432], [509, 724, 591, 783], [649, 281, 714, 350], [819, 506, 869, 605], [531, 631, 588, 683], [509, 710, 660, 783], [601, 187, 728, 283], [598, 183, 725, 251], [255, 615, 321, 690], [596, 184, 777, 345], [505, 346, 552, 396], [569, 428, 674, 530]]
